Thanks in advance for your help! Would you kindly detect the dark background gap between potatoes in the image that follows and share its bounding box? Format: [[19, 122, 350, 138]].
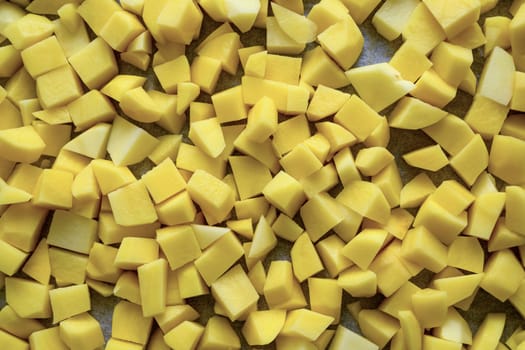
[[0, 0, 523, 349]]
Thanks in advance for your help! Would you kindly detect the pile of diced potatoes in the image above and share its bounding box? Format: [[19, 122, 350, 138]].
[[1, 0, 525, 349]]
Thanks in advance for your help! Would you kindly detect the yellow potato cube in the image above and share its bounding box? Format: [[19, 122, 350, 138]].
[[271, 2, 316, 44], [68, 37, 118, 89], [157, 0, 202, 45], [316, 235, 353, 277], [411, 288, 447, 328], [300, 192, 344, 242], [505, 186, 525, 236], [108, 181, 158, 226], [477, 46, 515, 106], [91, 159, 135, 195], [155, 191, 196, 226], [423, 0, 480, 38], [262, 171, 306, 217], [358, 309, 400, 349], [336, 180, 391, 225], [423, 114, 475, 156], [138, 258, 167, 317], [334, 95, 383, 141], [190, 56, 222, 95], [248, 215, 277, 259], [291, 233, 324, 282], [112, 300, 153, 344], [67, 90, 116, 131], [489, 135, 525, 185], [164, 320, 204, 350], [49, 284, 90, 324], [49, 246, 88, 285], [211, 264, 259, 321], [61, 123, 109, 160], [187, 169, 235, 224], [389, 97, 448, 130], [53, 16, 91, 58], [244, 96, 278, 143], [403, 144, 449, 171], [141, 158, 185, 204], [211, 85, 247, 124], [342, 228, 388, 270], [355, 147, 394, 176], [263, 260, 295, 306], [280, 143, 323, 180], [449, 134, 489, 186], [176, 262, 209, 299], [266, 16, 305, 55], [372, 0, 419, 41], [448, 22, 486, 49], [33, 122, 71, 157], [339, 266, 377, 297], [448, 236, 484, 273], [0, 202, 48, 252], [188, 118, 225, 158], [431, 41, 474, 88], [464, 192, 506, 240], [76, 0, 122, 35], [86, 242, 122, 283], [281, 308, 333, 341], [307, 0, 349, 33], [36, 65, 83, 109], [5, 277, 51, 318], [0, 45, 22, 78], [301, 46, 349, 88], [469, 313, 506, 350], [390, 42, 433, 83], [119, 87, 163, 123], [432, 271, 483, 306], [6, 66, 36, 105], [197, 32, 241, 75], [199, 315, 241, 349], [47, 209, 97, 255], [229, 156, 272, 200], [307, 85, 350, 122], [148, 134, 182, 165], [56, 3, 82, 30], [481, 249, 525, 301], [402, 226, 448, 273], [465, 95, 509, 139], [157, 225, 201, 270], [432, 307, 472, 345], [29, 327, 68, 350], [0, 239, 27, 276], [242, 309, 286, 346], [59, 313, 104, 350], [113, 271, 141, 304], [99, 10, 144, 52], [154, 304, 200, 334], [21, 36, 67, 78], [272, 114, 311, 156], [22, 239, 50, 285], [410, 69, 456, 108], [114, 237, 159, 270], [401, 3, 446, 55], [154, 55, 190, 93], [33, 169, 73, 210], [485, 16, 511, 56], [308, 278, 342, 324], [4, 14, 54, 50], [194, 231, 244, 285], [100, 74, 146, 102], [0, 177, 31, 205], [107, 116, 159, 166], [330, 325, 379, 350], [176, 142, 226, 179]]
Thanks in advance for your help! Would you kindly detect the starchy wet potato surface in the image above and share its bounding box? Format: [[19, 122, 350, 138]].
[[0, 0, 525, 349]]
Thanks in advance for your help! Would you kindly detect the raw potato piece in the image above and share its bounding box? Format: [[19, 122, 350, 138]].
[[423, 0, 481, 38], [317, 16, 363, 70], [346, 63, 414, 112], [477, 46, 515, 106], [242, 310, 286, 346], [108, 181, 158, 227], [224, 0, 260, 33], [372, 0, 419, 41], [402, 145, 449, 172], [488, 135, 525, 185], [271, 2, 317, 44]]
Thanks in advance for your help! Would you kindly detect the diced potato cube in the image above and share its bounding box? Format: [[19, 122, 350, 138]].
[[114, 237, 158, 270], [291, 233, 324, 282], [5, 277, 51, 318], [0, 329, 29, 350], [49, 284, 90, 324], [336, 180, 391, 225], [33, 169, 73, 210], [164, 321, 204, 350], [59, 313, 104, 350], [244, 96, 277, 143], [489, 135, 525, 185], [47, 209, 97, 255], [403, 144, 449, 171], [358, 309, 399, 349], [242, 310, 286, 346], [157, 0, 202, 45], [450, 134, 489, 186], [106, 116, 159, 166], [197, 32, 241, 75], [477, 46, 515, 106], [338, 266, 377, 297], [0, 239, 27, 276], [342, 228, 388, 270], [138, 259, 167, 317], [372, 0, 419, 41], [423, 0, 480, 38], [0, 45, 23, 78], [68, 37, 118, 89], [401, 3, 446, 55], [108, 181, 158, 227], [271, 2, 316, 44], [469, 313, 506, 350], [301, 46, 349, 88], [330, 325, 379, 350], [511, 5, 525, 55], [4, 14, 54, 50], [112, 300, 153, 345], [262, 171, 306, 217], [29, 327, 68, 350], [21, 36, 67, 78], [410, 69, 456, 108], [281, 308, 334, 341], [300, 192, 344, 242], [401, 226, 448, 273], [36, 65, 83, 109], [266, 17, 305, 55], [99, 10, 144, 52], [481, 249, 525, 301]]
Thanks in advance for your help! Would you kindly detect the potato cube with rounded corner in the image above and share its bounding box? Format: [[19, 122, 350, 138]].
[[411, 288, 447, 328], [154, 55, 191, 94], [242, 309, 285, 346], [36, 65, 83, 109], [481, 249, 525, 302], [189, 118, 225, 158], [33, 169, 73, 210], [199, 315, 241, 350], [301, 46, 349, 88], [244, 96, 278, 143], [4, 14, 54, 50], [157, 0, 202, 45], [164, 321, 204, 350], [403, 144, 449, 171], [401, 226, 448, 273], [198, 32, 241, 75], [423, 0, 480, 38], [338, 266, 377, 297], [266, 17, 305, 55], [29, 327, 68, 350], [59, 313, 103, 350], [119, 87, 163, 123], [47, 209, 97, 255]]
